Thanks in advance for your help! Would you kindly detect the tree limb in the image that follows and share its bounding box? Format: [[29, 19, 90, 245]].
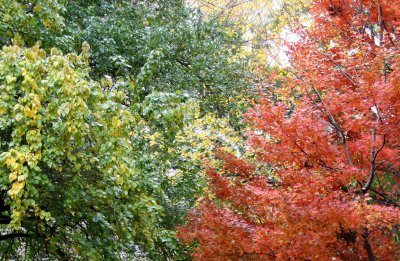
[[362, 130, 386, 192], [368, 186, 399, 207], [362, 228, 376, 261], [310, 85, 353, 166]]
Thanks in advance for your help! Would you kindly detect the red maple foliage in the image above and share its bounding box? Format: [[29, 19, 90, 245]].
[[178, 0, 400, 259]]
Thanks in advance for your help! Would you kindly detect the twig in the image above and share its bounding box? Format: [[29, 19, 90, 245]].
[[368, 186, 399, 207], [324, 54, 358, 86], [377, 0, 383, 45], [362, 130, 386, 192], [310, 86, 353, 166]]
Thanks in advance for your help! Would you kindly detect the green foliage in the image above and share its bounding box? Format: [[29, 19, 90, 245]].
[[2, 0, 250, 117], [0, 43, 164, 259], [0, 0, 253, 259], [129, 91, 204, 259], [0, 0, 65, 47]]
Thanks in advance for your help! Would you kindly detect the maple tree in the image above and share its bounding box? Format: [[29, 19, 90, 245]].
[[179, 0, 400, 259]]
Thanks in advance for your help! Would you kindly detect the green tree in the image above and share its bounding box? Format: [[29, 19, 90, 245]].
[[0, 43, 164, 260], [2, 0, 250, 119], [0, 0, 253, 259], [0, 0, 65, 47]]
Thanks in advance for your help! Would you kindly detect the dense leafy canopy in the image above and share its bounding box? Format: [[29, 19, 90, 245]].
[[0, 0, 250, 259], [0, 43, 164, 259], [2, 0, 399, 259], [179, 0, 400, 259], [1, 0, 249, 117]]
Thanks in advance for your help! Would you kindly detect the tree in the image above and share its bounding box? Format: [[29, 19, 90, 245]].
[[0, 43, 167, 259], [0, 0, 253, 259], [1, 0, 250, 118], [190, 0, 311, 65], [179, 0, 400, 259], [0, 0, 65, 48]]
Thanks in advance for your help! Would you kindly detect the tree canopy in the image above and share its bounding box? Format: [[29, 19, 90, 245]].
[[1, 0, 399, 260], [0, 0, 251, 259], [179, 0, 400, 259]]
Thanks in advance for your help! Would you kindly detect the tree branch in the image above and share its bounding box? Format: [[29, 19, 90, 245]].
[[368, 186, 399, 207], [377, 0, 383, 45], [362, 130, 386, 192], [310, 85, 353, 166], [362, 228, 375, 261]]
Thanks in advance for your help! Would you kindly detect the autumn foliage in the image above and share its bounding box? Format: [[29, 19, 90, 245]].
[[179, 0, 400, 259]]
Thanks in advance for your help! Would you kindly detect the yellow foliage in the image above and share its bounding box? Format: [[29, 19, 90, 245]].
[[190, 0, 311, 65], [0, 107, 6, 115], [9, 181, 25, 196], [176, 105, 247, 167], [9, 172, 18, 182]]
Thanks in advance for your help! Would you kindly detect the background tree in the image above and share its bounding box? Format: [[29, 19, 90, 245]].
[[179, 0, 400, 259], [189, 0, 310, 65]]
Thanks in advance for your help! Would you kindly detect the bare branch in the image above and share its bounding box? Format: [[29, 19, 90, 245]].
[[323, 54, 358, 86]]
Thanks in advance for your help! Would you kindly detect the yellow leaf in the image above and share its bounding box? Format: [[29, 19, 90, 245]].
[[82, 41, 91, 53], [5, 157, 16, 166], [17, 173, 28, 182], [23, 106, 37, 118], [9, 172, 17, 182], [112, 117, 121, 129], [33, 4, 41, 13], [9, 181, 25, 195], [42, 19, 52, 28]]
